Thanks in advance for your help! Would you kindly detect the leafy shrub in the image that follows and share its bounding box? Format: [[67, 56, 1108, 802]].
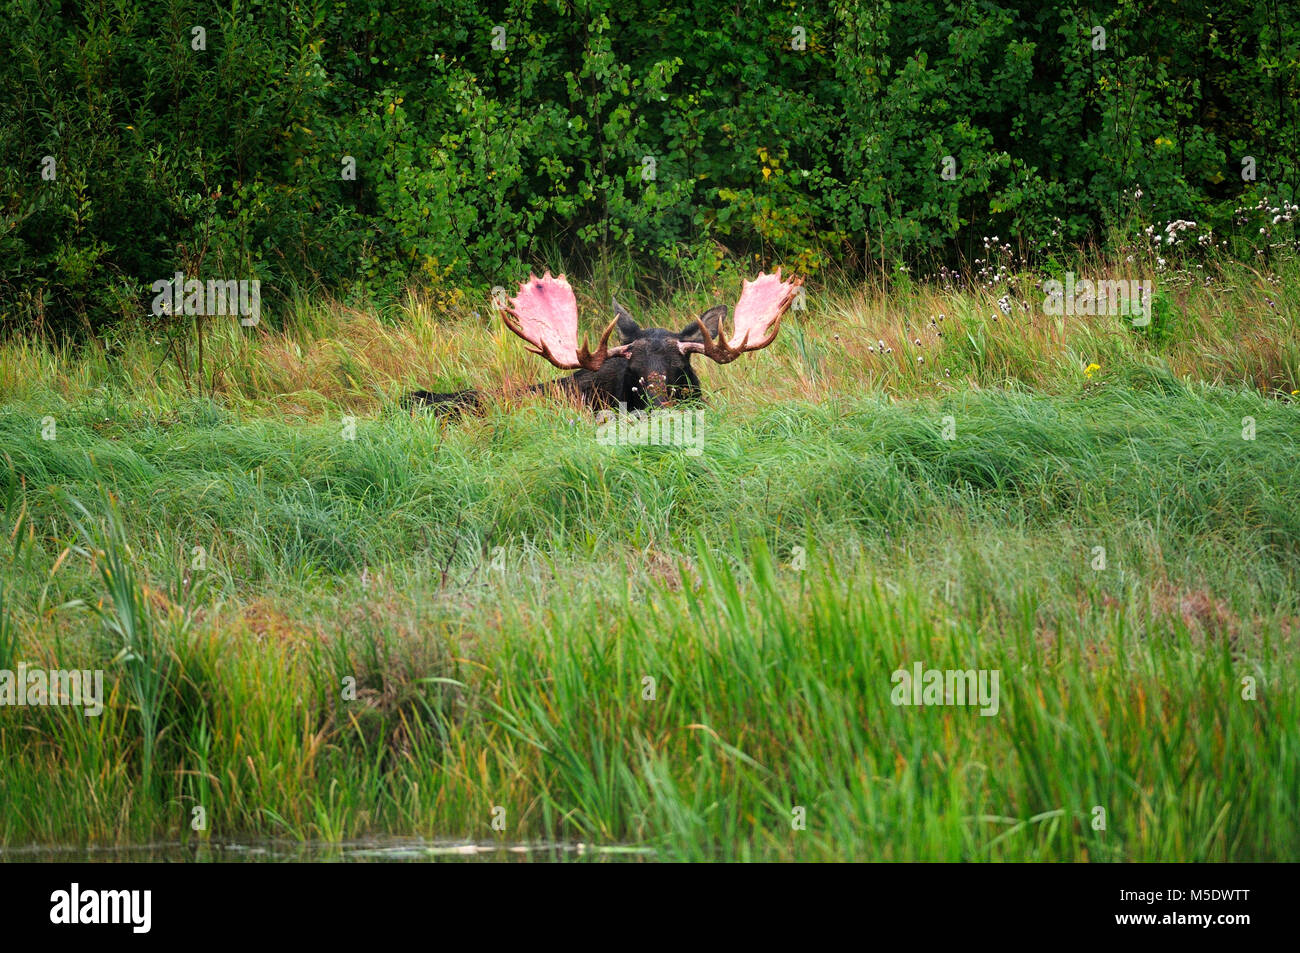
[[1, 0, 1296, 335]]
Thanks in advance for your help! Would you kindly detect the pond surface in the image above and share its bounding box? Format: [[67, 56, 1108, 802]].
[[1, 838, 656, 862]]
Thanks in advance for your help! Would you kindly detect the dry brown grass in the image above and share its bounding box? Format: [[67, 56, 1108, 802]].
[[1, 259, 1295, 417]]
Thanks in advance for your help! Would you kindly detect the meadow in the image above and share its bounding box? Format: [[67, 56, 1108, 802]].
[[0, 254, 1297, 861]]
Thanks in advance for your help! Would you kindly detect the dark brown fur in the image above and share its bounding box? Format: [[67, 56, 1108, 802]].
[[404, 302, 725, 414]]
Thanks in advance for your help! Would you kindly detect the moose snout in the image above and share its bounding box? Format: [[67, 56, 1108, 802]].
[[640, 372, 672, 405]]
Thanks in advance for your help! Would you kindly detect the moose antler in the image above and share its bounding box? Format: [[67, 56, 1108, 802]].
[[685, 268, 803, 364], [499, 272, 627, 371]]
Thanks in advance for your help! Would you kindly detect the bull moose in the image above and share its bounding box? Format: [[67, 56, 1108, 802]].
[[403, 269, 802, 413]]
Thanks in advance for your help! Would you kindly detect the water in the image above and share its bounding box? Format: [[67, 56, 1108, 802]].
[[1, 838, 656, 863]]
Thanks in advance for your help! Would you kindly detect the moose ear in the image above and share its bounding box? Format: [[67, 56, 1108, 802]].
[[613, 298, 640, 342], [680, 305, 726, 343]]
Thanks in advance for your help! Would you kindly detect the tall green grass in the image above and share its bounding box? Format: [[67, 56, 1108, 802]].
[[0, 256, 1296, 859], [0, 381, 1295, 859]]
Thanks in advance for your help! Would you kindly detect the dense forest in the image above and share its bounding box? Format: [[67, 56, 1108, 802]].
[[2, 0, 1297, 334]]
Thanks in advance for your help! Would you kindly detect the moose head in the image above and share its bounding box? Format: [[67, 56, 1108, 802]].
[[499, 269, 803, 411]]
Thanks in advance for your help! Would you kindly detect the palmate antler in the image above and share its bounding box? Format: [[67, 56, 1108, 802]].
[[499, 268, 802, 370], [681, 268, 803, 364], [498, 271, 628, 371]]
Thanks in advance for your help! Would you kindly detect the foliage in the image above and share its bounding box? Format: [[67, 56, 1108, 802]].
[[1, 1, 1298, 332]]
